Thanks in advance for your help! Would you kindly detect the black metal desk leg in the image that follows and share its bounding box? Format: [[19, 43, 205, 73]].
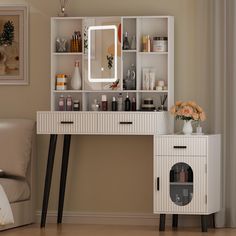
[[57, 135, 71, 224], [201, 215, 208, 232], [172, 214, 178, 228], [41, 134, 58, 228], [159, 214, 166, 231]]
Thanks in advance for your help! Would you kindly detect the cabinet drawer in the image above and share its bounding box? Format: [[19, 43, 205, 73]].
[[97, 112, 164, 134], [156, 136, 207, 156], [37, 112, 97, 134]]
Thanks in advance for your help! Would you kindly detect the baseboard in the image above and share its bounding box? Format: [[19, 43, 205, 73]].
[[35, 211, 201, 227]]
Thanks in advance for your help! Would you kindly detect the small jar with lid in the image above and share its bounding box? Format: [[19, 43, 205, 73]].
[[152, 37, 168, 52], [56, 74, 67, 90]]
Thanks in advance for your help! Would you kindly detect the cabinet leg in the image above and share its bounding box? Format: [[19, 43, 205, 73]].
[[212, 213, 216, 228], [159, 214, 166, 231], [41, 134, 58, 228], [172, 214, 178, 228], [201, 215, 208, 232], [57, 135, 71, 224]]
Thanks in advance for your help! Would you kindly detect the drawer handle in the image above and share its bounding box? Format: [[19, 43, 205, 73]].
[[119, 121, 133, 125], [157, 177, 160, 191], [173, 146, 187, 149], [60, 121, 74, 124]]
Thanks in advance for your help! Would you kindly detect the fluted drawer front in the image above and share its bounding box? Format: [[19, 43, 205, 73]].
[[156, 135, 207, 156], [37, 112, 97, 134], [97, 113, 165, 134]]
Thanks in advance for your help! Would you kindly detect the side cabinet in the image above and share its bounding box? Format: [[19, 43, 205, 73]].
[[153, 135, 221, 231]]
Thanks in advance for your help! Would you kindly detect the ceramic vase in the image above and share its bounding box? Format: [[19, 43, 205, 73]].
[[182, 120, 193, 135]]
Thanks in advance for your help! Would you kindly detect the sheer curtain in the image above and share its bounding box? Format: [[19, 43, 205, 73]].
[[212, 0, 236, 227]]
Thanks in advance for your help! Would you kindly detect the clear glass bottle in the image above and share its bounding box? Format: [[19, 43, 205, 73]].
[[130, 64, 136, 90], [123, 32, 130, 50], [117, 93, 123, 111], [130, 35, 136, 50], [71, 60, 82, 90]]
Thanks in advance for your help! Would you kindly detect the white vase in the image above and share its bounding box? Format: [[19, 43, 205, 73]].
[[182, 120, 193, 135], [71, 61, 82, 90]]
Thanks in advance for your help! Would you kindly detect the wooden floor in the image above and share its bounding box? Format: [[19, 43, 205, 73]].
[[1, 224, 236, 236]]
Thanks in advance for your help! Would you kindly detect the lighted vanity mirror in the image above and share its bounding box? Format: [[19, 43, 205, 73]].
[[88, 25, 118, 83]]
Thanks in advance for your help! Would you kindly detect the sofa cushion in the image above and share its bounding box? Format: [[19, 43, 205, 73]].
[[0, 119, 35, 178], [0, 178, 30, 203]]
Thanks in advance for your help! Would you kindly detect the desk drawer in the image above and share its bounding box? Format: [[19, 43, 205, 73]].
[[37, 112, 97, 134], [156, 136, 207, 156], [97, 112, 161, 134]]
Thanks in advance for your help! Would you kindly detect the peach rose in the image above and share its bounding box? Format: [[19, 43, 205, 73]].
[[181, 106, 193, 117], [181, 102, 188, 107], [196, 105, 203, 113], [188, 101, 197, 108], [175, 101, 182, 106], [199, 112, 206, 121], [192, 112, 199, 120]]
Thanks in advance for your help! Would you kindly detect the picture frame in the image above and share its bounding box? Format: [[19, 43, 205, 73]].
[[0, 5, 28, 85]]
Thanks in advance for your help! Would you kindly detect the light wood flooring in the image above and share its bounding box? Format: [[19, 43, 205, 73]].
[[1, 224, 236, 236]]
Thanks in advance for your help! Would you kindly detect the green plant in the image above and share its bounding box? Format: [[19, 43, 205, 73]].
[[0, 21, 15, 46]]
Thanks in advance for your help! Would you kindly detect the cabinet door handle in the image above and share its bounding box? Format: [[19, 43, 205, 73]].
[[60, 121, 74, 124], [157, 177, 160, 191], [119, 121, 133, 125], [173, 146, 187, 149]]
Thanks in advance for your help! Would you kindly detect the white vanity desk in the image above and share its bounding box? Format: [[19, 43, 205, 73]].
[[37, 111, 173, 228], [37, 15, 176, 229]]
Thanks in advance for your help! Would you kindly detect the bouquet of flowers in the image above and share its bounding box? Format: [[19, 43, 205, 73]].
[[170, 101, 206, 121]]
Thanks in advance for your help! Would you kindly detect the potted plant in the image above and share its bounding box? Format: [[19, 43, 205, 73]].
[[170, 101, 206, 134]]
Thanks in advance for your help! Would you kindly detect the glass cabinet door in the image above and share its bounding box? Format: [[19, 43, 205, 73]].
[[154, 156, 207, 214], [169, 162, 193, 206]]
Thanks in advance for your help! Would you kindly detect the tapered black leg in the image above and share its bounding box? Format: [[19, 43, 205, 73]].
[[201, 215, 208, 232], [172, 214, 178, 228], [212, 213, 215, 228], [41, 134, 58, 228], [57, 135, 71, 224], [159, 214, 166, 231]]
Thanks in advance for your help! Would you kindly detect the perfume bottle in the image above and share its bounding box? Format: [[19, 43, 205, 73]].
[[123, 32, 130, 50]]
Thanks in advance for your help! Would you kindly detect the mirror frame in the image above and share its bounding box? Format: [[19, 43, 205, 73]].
[[88, 25, 117, 83]]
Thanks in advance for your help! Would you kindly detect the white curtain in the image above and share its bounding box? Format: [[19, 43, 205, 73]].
[[213, 0, 236, 227]]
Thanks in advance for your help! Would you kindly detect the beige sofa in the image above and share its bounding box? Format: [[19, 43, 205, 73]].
[[0, 119, 35, 231]]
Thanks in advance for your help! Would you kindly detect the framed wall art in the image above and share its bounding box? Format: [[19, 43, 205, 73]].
[[0, 5, 28, 85]]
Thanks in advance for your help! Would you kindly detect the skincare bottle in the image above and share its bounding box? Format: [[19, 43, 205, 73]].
[[66, 95, 73, 111], [117, 93, 123, 111], [58, 95, 65, 111], [125, 93, 131, 111], [131, 97, 136, 111], [112, 97, 118, 111], [101, 95, 108, 111]]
